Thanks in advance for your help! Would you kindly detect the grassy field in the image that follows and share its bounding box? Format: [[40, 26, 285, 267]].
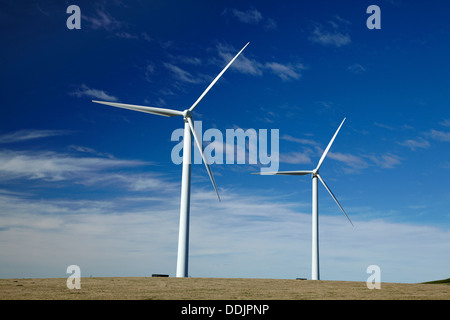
[[0, 277, 449, 300]]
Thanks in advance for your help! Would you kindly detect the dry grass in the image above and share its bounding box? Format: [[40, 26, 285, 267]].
[[0, 277, 448, 300]]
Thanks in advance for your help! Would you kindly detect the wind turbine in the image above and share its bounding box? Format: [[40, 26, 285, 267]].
[[93, 42, 249, 277], [255, 117, 352, 280]]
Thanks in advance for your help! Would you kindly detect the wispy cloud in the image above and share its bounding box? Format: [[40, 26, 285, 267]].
[[427, 129, 450, 142], [281, 134, 402, 171], [374, 122, 396, 130], [281, 135, 318, 146], [328, 152, 369, 171], [309, 25, 351, 47], [170, 55, 202, 66], [115, 31, 153, 42], [347, 63, 366, 74], [222, 6, 276, 30], [83, 3, 124, 31], [1, 185, 449, 282], [365, 153, 402, 169], [80, 172, 178, 192], [396, 125, 450, 151], [114, 31, 138, 39], [265, 62, 305, 81], [0, 150, 145, 182], [279, 151, 312, 165], [216, 42, 263, 76], [70, 84, 118, 101], [68, 145, 114, 159], [223, 7, 263, 24], [374, 122, 415, 131], [398, 137, 430, 150], [439, 119, 450, 127], [163, 63, 204, 84], [309, 16, 352, 48], [0, 130, 69, 144], [216, 43, 304, 81]]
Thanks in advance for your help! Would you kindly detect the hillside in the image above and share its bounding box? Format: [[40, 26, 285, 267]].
[[422, 278, 450, 285]]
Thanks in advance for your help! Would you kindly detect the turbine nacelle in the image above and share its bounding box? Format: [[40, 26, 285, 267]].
[[182, 109, 193, 122]]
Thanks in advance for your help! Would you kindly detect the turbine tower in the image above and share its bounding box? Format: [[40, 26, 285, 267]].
[[255, 118, 353, 280], [93, 42, 249, 277]]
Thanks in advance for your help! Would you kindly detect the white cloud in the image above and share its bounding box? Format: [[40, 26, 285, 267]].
[[281, 135, 318, 147], [333, 15, 352, 26], [83, 4, 124, 31], [264, 18, 277, 30], [0, 150, 145, 182], [114, 31, 138, 39], [0, 129, 70, 144], [365, 153, 402, 169], [427, 129, 450, 142], [0, 193, 179, 277], [439, 119, 450, 127], [70, 84, 118, 102], [223, 7, 263, 24], [0, 188, 449, 282], [216, 43, 264, 76], [309, 18, 351, 48], [153, 43, 305, 87], [81, 172, 178, 193], [279, 151, 312, 165], [281, 134, 401, 171], [172, 55, 202, 66], [163, 63, 203, 84], [265, 62, 305, 81], [310, 26, 351, 47], [216, 43, 304, 81], [347, 63, 366, 74], [323, 151, 401, 172], [222, 7, 277, 30], [328, 152, 369, 171], [144, 63, 156, 82], [398, 137, 430, 150], [397, 128, 450, 151], [68, 145, 114, 159], [374, 122, 396, 130], [398, 128, 450, 152]]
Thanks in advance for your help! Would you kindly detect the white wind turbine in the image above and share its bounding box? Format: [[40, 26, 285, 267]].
[[93, 42, 249, 277], [255, 118, 353, 280]]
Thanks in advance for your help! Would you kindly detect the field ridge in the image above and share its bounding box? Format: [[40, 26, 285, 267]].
[[0, 277, 449, 300]]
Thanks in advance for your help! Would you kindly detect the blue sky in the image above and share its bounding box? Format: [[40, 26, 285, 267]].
[[0, 0, 449, 283]]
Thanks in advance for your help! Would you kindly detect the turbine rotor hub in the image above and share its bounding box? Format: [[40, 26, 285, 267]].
[[182, 109, 193, 121]]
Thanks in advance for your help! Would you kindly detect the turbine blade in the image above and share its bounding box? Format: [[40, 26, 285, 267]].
[[186, 117, 221, 202], [315, 118, 346, 171], [92, 100, 184, 117], [188, 42, 250, 112], [252, 170, 313, 175], [317, 174, 353, 226]]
